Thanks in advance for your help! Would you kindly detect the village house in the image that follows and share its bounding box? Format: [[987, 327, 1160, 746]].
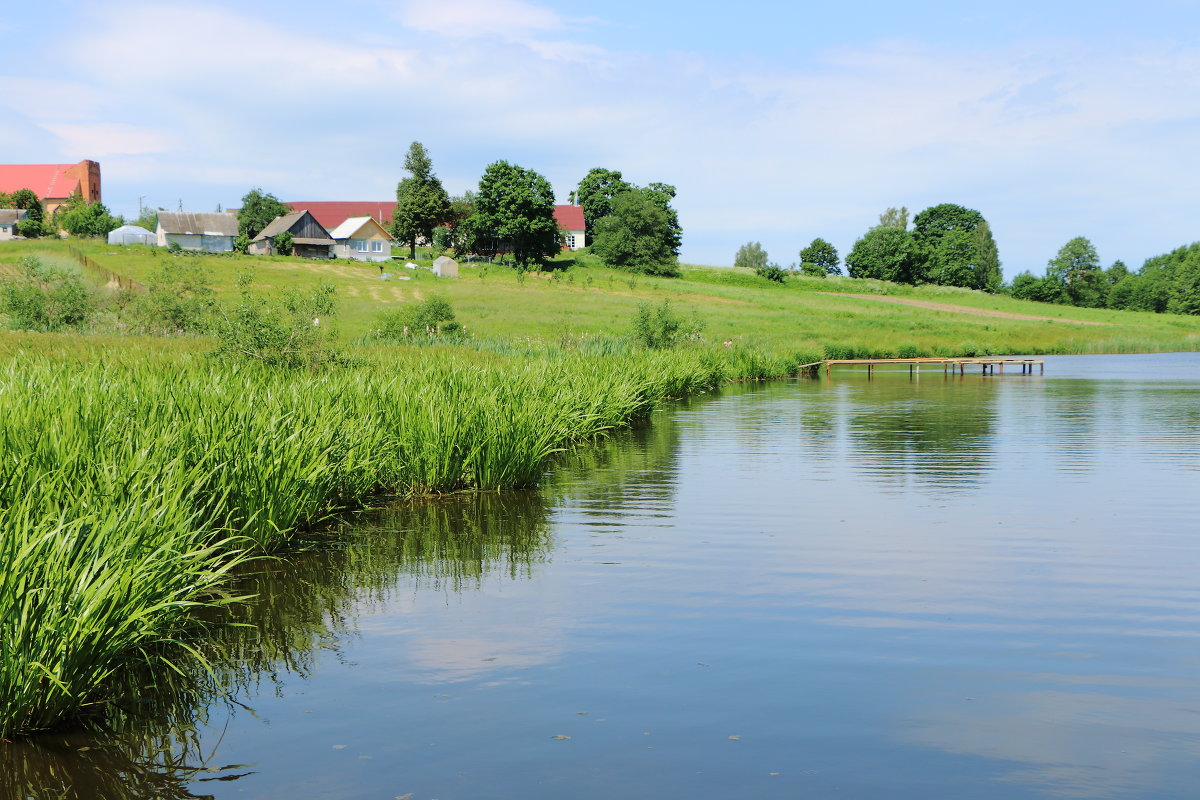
[[0, 161, 101, 216], [249, 210, 335, 258], [554, 205, 586, 251], [328, 216, 392, 261], [0, 209, 28, 241], [156, 211, 239, 252]]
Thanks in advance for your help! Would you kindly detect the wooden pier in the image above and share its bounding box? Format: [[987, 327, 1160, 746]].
[[799, 357, 1045, 378]]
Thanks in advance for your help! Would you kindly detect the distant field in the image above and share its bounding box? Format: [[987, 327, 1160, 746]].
[[2, 238, 1199, 356]]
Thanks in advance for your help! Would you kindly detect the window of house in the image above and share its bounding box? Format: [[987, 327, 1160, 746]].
[[566, 235, 576, 248], [371, 240, 383, 252], [354, 239, 368, 252]]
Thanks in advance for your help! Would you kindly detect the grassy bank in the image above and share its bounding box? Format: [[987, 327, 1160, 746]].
[[4, 238, 1199, 355], [0, 344, 801, 737]]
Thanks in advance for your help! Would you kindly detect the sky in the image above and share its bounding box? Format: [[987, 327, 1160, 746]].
[[2, 0, 1199, 275]]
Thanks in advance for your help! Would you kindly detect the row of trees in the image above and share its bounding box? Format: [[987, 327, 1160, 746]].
[[0, 188, 123, 239], [1012, 238, 1200, 315]]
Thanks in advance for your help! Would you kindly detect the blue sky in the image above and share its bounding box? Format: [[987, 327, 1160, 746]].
[[3, 0, 1199, 275]]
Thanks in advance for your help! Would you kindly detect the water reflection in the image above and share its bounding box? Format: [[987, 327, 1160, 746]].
[[4, 491, 555, 800], [838, 378, 998, 494]]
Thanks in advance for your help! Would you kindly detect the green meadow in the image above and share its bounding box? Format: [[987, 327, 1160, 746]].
[[4, 238, 1197, 356], [2, 238, 1199, 739]]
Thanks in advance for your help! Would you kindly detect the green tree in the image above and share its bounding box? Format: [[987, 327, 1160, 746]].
[[1048, 236, 1106, 307], [1010, 271, 1064, 303], [237, 188, 290, 239], [643, 182, 683, 255], [734, 241, 768, 271], [799, 237, 840, 276], [576, 168, 631, 239], [875, 206, 909, 230], [845, 226, 922, 283], [591, 187, 680, 276], [58, 198, 122, 238], [912, 203, 999, 290], [442, 191, 476, 255], [391, 141, 451, 259], [133, 207, 159, 233], [10, 188, 43, 227], [465, 161, 561, 269]]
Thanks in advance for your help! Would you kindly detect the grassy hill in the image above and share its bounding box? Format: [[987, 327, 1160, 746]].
[[3, 238, 1199, 357]]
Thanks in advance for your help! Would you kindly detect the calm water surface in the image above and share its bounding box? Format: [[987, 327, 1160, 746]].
[[9, 352, 1200, 799]]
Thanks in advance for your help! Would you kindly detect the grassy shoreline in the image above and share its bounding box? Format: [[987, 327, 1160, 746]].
[[0, 344, 803, 737]]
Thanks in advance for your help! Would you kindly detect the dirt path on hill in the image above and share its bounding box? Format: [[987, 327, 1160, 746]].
[[819, 293, 1112, 326]]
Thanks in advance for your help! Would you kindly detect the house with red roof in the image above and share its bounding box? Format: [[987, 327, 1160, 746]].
[[554, 205, 585, 251], [0, 161, 101, 216]]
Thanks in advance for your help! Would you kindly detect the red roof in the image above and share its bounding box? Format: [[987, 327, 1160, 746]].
[[0, 164, 81, 200], [286, 201, 396, 231], [288, 201, 586, 232], [554, 204, 585, 231]]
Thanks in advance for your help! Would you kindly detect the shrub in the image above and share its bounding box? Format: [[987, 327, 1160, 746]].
[[128, 259, 216, 335], [631, 300, 702, 349], [375, 295, 463, 340], [755, 263, 788, 283], [211, 276, 351, 368], [274, 231, 294, 256], [0, 256, 95, 331]]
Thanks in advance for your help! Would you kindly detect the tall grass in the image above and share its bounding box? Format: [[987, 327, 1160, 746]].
[[0, 345, 800, 737]]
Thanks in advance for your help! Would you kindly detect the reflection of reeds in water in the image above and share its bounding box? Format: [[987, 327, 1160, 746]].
[[2, 490, 555, 799]]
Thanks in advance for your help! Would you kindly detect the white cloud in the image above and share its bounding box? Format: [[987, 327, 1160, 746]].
[[399, 0, 564, 39]]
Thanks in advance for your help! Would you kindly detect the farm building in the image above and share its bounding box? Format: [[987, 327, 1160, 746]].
[[0, 209, 28, 240], [156, 212, 239, 252], [250, 210, 335, 258], [328, 216, 392, 261]]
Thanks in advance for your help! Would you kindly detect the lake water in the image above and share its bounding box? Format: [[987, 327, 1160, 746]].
[[9, 352, 1200, 799]]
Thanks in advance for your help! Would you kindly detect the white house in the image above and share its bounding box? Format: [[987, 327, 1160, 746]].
[[0, 209, 27, 241], [157, 211, 239, 252], [328, 216, 392, 261]]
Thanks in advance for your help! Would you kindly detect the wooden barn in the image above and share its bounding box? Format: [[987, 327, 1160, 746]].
[[249, 209, 335, 258]]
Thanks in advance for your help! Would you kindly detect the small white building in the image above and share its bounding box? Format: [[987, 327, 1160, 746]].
[[157, 212, 239, 252], [432, 255, 459, 278], [108, 224, 156, 246], [0, 209, 27, 241], [328, 216, 392, 261]]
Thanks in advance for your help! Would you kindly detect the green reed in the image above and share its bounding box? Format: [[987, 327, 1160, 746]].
[[0, 345, 799, 736]]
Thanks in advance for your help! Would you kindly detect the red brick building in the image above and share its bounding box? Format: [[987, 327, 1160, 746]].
[[0, 160, 101, 216]]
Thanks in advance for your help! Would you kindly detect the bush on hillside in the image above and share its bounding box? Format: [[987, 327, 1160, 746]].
[[375, 295, 463, 340], [631, 300, 703, 349]]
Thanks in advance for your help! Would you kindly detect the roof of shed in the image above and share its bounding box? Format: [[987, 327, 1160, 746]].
[[255, 210, 335, 244], [328, 216, 389, 240], [157, 211, 239, 236], [0, 209, 28, 225]]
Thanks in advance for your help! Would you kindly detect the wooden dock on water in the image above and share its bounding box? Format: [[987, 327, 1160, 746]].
[[799, 357, 1045, 377]]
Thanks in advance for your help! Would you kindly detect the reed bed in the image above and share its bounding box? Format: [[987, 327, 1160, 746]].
[[0, 345, 800, 737]]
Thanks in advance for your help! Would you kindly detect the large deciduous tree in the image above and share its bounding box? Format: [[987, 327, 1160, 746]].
[[465, 161, 560, 269], [10, 188, 44, 226], [590, 186, 682, 276], [1048, 236, 1107, 307], [845, 226, 922, 283], [576, 168, 631, 239], [911, 203, 1002, 292], [799, 238, 840, 276], [391, 141, 451, 259], [237, 189, 289, 239]]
